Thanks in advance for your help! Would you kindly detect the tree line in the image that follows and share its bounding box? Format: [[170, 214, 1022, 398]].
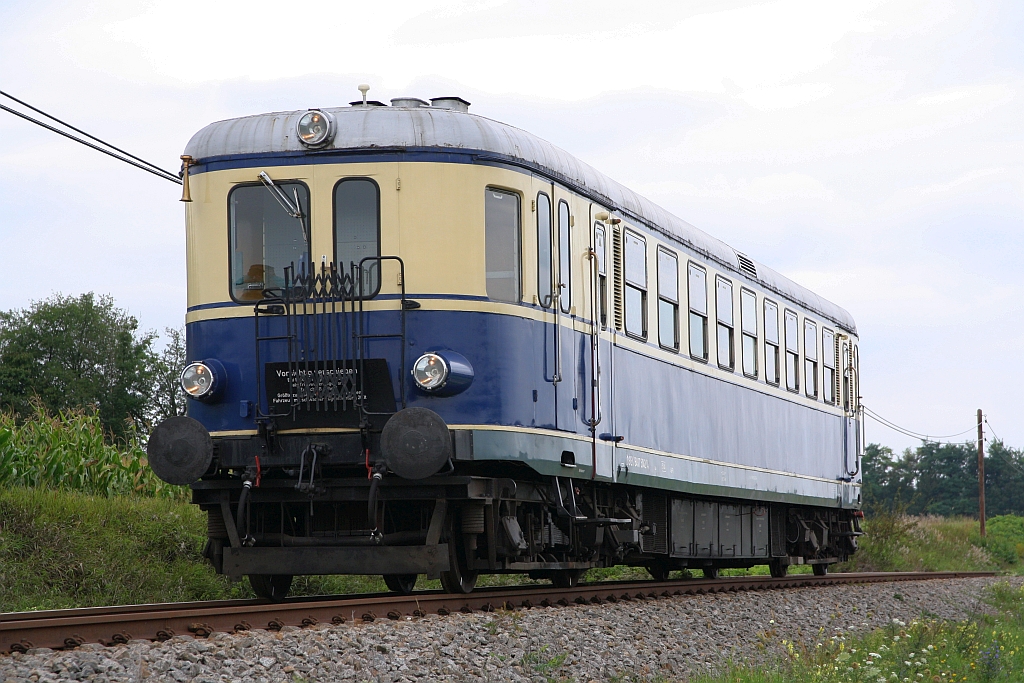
[[0, 292, 186, 441], [862, 440, 1024, 517]]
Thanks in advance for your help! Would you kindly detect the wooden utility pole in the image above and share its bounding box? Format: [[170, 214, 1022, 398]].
[[978, 408, 986, 537]]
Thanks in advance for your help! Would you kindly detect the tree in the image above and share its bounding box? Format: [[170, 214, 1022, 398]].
[[861, 443, 917, 514], [0, 293, 156, 440], [148, 326, 188, 425]]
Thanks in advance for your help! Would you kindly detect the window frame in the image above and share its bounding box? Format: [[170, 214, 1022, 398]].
[[803, 318, 818, 399], [715, 275, 735, 371], [622, 228, 648, 340], [687, 261, 709, 362], [740, 287, 758, 379], [763, 298, 780, 386], [558, 199, 571, 314], [483, 186, 523, 304], [536, 192, 554, 308], [784, 308, 800, 393], [656, 247, 680, 352], [227, 178, 312, 304], [822, 327, 836, 405], [332, 176, 382, 299], [594, 223, 608, 327]]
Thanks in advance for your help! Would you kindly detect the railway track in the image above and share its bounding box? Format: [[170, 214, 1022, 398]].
[[0, 571, 996, 654]]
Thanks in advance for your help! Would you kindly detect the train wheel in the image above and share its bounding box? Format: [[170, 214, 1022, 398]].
[[248, 574, 292, 602], [701, 567, 720, 580], [551, 569, 585, 588], [769, 560, 788, 578], [812, 563, 829, 576], [383, 574, 418, 595], [647, 562, 671, 581], [440, 525, 478, 594]]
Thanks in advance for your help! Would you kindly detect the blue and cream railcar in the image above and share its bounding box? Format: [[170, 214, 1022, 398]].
[[147, 93, 864, 599]]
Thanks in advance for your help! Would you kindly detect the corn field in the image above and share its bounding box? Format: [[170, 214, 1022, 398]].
[[0, 404, 188, 499]]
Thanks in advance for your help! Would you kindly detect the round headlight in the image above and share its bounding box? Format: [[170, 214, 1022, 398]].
[[296, 109, 335, 148], [181, 362, 216, 399], [411, 353, 449, 392]]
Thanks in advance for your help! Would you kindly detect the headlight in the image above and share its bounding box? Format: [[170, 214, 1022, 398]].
[[296, 109, 335, 148], [411, 353, 449, 391], [410, 350, 474, 396], [180, 360, 225, 401]]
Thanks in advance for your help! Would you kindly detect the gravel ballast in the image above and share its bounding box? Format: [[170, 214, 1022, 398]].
[[1, 576, 1017, 682]]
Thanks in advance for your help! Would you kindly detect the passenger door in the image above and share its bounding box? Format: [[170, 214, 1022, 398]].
[[553, 192, 578, 432]]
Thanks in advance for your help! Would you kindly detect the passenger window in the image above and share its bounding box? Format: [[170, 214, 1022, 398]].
[[657, 248, 679, 350], [822, 328, 836, 404], [740, 289, 757, 378], [716, 277, 734, 370], [804, 319, 818, 399], [558, 200, 571, 313], [764, 300, 780, 385], [595, 224, 607, 326], [484, 188, 521, 303], [623, 230, 647, 339], [229, 181, 310, 302], [537, 193, 553, 307], [784, 309, 799, 392], [688, 262, 708, 361], [334, 178, 380, 296]]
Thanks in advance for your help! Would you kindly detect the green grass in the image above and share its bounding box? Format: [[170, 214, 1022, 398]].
[[693, 581, 1024, 683], [837, 510, 1024, 574]]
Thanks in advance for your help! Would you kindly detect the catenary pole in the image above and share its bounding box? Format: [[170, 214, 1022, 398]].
[[978, 408, 986, 538]]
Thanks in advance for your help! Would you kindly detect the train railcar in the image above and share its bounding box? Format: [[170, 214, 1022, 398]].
[[147, 92, 864, 600]]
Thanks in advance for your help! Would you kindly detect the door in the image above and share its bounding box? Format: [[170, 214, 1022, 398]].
[[554, 195, 578, 431], [586, 214, 614, 478]]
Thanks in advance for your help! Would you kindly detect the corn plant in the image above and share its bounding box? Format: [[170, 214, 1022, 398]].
[[0, 403, 187, 499]]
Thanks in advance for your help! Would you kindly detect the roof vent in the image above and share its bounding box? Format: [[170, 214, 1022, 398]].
[[390, 97, 429, 108], [429, 96, 470, 113], [736, 252, 757, 279], [349, 100, 387, 107]]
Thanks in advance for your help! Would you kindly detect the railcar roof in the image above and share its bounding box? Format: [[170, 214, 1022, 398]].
[[184, 105, 856, 333]]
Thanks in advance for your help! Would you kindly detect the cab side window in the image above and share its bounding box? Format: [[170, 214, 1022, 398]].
[[334, 178, 380, 296], [484, 188, 521, 303], [229, 181, 310, 302]]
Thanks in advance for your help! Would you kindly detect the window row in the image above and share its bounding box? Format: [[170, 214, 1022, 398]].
[[616, 227, 845, 405], [228, 178, 381, 302]]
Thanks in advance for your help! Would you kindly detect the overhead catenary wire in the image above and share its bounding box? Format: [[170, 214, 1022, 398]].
[[0, 89, 182, 185], [861, 405, 977, 444]]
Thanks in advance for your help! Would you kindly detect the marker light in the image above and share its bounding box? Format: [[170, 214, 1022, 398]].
[[180, 360, 225, 401], [296, 109, 335, 148], [412, 353, 449, 392]]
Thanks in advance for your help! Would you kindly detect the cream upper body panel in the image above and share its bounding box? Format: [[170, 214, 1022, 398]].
[[183, 105, 856, 335]]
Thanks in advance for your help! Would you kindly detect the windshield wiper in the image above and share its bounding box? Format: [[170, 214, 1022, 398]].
[[258, 171, 304, 219]]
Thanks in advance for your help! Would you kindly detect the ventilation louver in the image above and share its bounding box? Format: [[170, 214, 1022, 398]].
[[736, 252, 757, 279], [612, 226, 624, 331]]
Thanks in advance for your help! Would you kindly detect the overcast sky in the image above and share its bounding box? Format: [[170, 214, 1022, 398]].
[[1, 0, 1021, 453]]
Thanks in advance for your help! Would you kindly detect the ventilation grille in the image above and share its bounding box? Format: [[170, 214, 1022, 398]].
[[640, 491, 668, 554], [736, 252, 757, 279], [612, 226, 624, 331]]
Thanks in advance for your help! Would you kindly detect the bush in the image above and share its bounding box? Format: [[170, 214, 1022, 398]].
[[0, 404, 186, 499]]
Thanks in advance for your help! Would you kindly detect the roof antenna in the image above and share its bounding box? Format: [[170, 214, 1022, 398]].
[[358, 84, 369, 106]]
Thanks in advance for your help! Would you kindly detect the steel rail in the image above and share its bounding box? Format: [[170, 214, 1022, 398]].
[[0, 571, 996, 654]]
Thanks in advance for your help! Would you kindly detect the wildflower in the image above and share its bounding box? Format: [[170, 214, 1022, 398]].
[[869, 652, 882, 659]]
